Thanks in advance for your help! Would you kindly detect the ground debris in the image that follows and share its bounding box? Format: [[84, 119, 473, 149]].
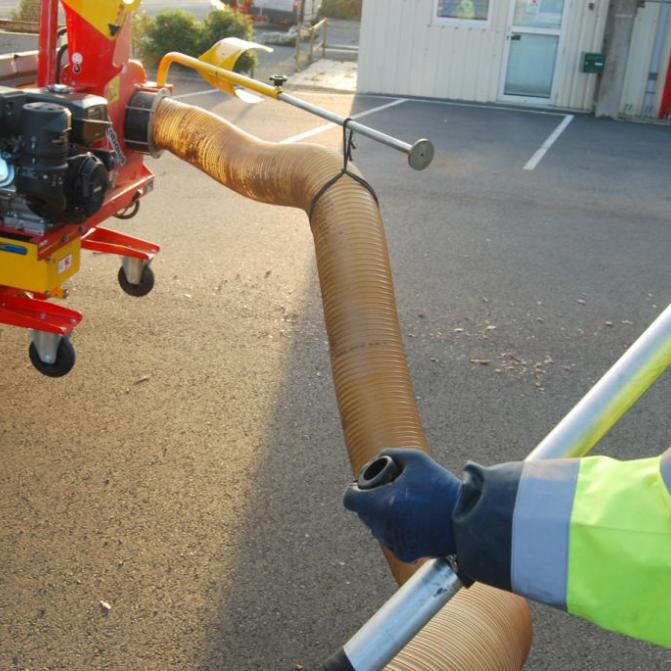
[[503, 352, 527, 365], [133, 375, 151, 385], [100, 601, 111, 616], [469, 357, 490, 365], [576, 299, 587, 305]]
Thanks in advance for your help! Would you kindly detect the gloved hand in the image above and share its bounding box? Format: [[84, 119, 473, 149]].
[[343, 448, 463, 563]]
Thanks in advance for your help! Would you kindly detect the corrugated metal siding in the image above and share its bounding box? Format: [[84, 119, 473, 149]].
[[620, 3, 671, 117], [359, 0, 505, 102], [359, 0, 610, 111], [554, 0, 609, 110]]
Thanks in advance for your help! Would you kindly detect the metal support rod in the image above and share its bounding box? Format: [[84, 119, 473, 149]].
[[661, 36, 671, 117], [309, 24, 315, 64], [277, 92, 435, 170], [157, 51, 434, 169], [323, 20, 328, 58], [320, 559, 461, 671], [295, 13, 302, 71], [37, 0, 58, 87], [327, 303, 671, 671], [528, 302, 671, 461], [643, 1, 670, 115]]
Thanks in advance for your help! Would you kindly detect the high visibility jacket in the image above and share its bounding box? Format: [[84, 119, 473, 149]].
[[452, 447, 671, 648]]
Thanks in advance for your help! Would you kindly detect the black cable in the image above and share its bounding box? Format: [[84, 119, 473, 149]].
[[308, 118, 379, 220]]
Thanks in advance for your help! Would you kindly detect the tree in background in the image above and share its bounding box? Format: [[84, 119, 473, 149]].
[[199, 8, 257, 73], [11, 0, 40, 22], [134, 7, 258, 73], [320, 0, 362, 20]]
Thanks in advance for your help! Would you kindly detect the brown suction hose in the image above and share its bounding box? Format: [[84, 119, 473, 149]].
[[151, 97, 532, 670]]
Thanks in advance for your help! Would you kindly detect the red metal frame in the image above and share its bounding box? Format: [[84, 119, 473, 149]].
[[82, 227, 159, 260], [0, 289, 82, 335], [37, 0, 58, 87], [660, 50, 671, 120]]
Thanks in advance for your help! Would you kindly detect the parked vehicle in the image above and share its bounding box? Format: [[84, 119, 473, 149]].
[[247, 0, 322, 26]]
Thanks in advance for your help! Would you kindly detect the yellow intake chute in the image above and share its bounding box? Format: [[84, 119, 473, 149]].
[[198, 38, 274, 103], [157, 38, 275, 103], [61, 0, 141, 38]]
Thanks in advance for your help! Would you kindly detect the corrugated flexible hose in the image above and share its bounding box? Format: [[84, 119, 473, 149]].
[[151, 97, 532, 671]]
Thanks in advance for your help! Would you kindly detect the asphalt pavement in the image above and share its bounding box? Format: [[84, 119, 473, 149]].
[[1, 84, 670, 671]]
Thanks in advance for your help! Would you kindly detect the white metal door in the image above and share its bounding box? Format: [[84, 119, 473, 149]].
[[499, 0, 567, 104]]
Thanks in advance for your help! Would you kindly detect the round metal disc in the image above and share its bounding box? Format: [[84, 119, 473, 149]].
[[408, 139, 435, 171]]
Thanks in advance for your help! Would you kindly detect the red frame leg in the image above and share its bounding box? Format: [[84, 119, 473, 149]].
[[0, 290, 82, 335], [81, 226, 160, 260]]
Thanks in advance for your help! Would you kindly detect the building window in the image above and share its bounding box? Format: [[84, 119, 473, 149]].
[[436, 0, 490, 22]]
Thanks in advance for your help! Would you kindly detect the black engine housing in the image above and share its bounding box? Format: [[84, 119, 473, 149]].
[[0, 84, 114, 233]]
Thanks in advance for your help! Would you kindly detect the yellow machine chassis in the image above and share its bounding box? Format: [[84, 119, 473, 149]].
[[0, 234, 81, 293]]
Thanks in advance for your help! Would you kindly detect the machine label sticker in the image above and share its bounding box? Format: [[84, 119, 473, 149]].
[[58, 254, 73, 275], [72, 52, 83, 75], [0, 243, 27, 255], [106, 126, 127, 166]]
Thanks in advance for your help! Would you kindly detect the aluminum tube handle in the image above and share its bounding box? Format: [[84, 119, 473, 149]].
[[528, 302, 671, 461], [278, 92, 435, 171], [319, 558, 462, 671], [319, 457, 462, 671]]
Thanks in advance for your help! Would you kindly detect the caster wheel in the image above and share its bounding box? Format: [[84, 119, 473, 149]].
[[29, 338, 76, 378], [118, 264, 155, 297]]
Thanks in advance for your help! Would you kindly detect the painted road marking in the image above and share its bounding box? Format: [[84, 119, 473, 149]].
[[170, 91, 408, 146], [524, 114, 575, 171], [280, 98, 408, 144], [302, 92, 568, 117]]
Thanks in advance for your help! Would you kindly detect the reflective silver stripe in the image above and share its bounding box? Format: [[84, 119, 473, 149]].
[[511, 459, 580, 610], [661, 449, 671, 494]]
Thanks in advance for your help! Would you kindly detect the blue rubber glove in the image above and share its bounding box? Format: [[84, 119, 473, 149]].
[[343, 448, 463, 563]]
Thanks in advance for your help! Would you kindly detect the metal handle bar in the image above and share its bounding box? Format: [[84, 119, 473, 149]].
[[277, 92, 435, 171], [156, 53, 434, 170]]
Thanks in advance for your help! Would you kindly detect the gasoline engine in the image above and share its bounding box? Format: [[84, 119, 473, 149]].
[[0, 85, 112, 234]]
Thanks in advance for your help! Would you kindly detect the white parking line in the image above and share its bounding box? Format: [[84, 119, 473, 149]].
[[524, 114, 575, 171], [169, 92, 408, 145], [280, 98, 407, 144]]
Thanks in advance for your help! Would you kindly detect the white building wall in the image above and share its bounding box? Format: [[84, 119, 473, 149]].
[[554, 0, 609, 109], [358, 0, 610, 111], [620, 3, 671, 117], [359, 0, 507, 102]]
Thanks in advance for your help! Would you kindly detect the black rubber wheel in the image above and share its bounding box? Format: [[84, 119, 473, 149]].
[[118, 264, 155, 297], [29, 338, 76, 378]]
